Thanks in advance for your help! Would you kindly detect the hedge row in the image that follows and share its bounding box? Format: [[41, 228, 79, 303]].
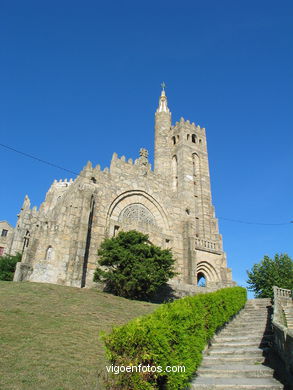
[[102, 287, 247, 390]]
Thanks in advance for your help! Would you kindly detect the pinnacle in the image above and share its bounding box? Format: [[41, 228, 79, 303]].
[[191, 299, 285, 389]]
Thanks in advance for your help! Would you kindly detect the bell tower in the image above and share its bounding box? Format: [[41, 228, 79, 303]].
[[153, 84, 233, 287]]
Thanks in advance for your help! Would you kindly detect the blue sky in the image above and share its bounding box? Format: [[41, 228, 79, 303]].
[[0, 0, 292, 294]]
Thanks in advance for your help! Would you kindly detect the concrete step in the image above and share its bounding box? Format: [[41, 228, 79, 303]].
[[191, 377, 283, 389], [197, 363, 274, 378]]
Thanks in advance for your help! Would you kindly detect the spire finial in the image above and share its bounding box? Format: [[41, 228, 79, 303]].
[[157, 82, 170, 113]]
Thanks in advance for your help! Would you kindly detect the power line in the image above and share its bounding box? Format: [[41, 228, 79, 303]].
[[0, 142, 79, 176], [218, 217, 292, 226], [1, 142, 292, 227]]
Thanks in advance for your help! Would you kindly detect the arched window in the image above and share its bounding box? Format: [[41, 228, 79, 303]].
[[172, 136, 176, 145], [46, 246, 53, 260], [197, 272, 206, 287], [172, 155, 178, 191], [192, 153, 200, 177], [192, 134, 197, 143]]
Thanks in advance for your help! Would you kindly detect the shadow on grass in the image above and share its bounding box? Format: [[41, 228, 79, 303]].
[[101, 282, 178, 304]]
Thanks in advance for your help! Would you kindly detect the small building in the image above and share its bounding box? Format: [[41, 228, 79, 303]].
[[0, 221, 14, 257]]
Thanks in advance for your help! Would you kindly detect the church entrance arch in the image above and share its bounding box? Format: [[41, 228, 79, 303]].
[[196, 261, 219, 286]]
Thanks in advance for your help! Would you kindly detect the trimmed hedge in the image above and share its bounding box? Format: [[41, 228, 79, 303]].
[[102, 287, 247, 390]]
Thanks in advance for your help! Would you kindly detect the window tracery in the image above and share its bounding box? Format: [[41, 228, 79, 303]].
[[118, 204, 156, 226]]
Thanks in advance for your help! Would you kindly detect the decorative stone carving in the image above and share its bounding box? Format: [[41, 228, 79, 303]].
[[118, 203, 156, 226], [139, 148, 148, 158]]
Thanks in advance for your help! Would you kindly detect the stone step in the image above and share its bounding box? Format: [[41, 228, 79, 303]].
[[237, 313, 269, 317], [191, 377, 283, 389], [242, 314, 270, 316], [245, 304, 271, 307], [233, 318, 269, 322], [242, 312, 270, 315], [230, 322, 269, 327], [235, 315, 269, 318], [235, 321, 270, 324], [197, 363, 274, 378], [244, 304, 270, 306], [225, 325, 271, 330], [214, 335, 273, 343], [203, 355, 266, 364], [220, 328, 273, 334], [208, 346, 270, 356], [211, 340, 271, 348], [219, 331, 273, 338]]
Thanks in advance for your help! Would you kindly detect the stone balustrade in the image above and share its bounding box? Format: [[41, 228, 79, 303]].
[[195, 238, 221, 252], [272, 285, 293, 383]]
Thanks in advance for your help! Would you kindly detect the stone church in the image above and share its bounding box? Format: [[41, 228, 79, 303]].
[[12, 88, 234, 294]]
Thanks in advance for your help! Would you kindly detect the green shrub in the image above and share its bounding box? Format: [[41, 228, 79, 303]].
[[94, 230, 176, 300], [102, 287, 247, 390], [0, 252, 22, 281]]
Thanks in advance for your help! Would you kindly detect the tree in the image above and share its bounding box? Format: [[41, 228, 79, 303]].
[[247, 253, 293, 299], [94, 230, 176, 300], [0, 253, 22, 281]]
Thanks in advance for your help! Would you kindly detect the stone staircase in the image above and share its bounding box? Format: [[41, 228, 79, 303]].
[[191, 299, 285, 389]]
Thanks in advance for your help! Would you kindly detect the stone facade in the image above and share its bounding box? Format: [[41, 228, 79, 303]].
[[12, 89, 235, 291], [0, 221, 14, 257]]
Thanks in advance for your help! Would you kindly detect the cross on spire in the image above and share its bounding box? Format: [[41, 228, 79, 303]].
[[157, 82, 170, 113]]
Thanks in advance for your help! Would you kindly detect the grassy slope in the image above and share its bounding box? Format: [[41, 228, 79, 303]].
[[0, 281, 157, 390]]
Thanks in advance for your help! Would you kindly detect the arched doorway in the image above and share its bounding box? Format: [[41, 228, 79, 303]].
[[197, 272, 206, 287]]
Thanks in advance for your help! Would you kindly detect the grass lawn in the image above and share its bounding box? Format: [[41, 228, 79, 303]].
[[0, 281, 157, 390]]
